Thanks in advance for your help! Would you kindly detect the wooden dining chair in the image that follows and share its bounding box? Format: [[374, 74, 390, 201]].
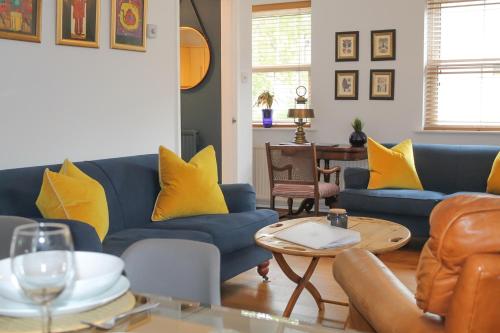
[[265, 143, 341, 216]]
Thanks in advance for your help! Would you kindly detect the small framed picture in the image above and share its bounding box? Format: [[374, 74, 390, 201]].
[[335, 31, 359, 62], [335, 70, 359, 100], [371, 29, 396, 61], [111, 0, 148, 52], [56, 0, 100, 48], [370, 70, 395, 100], [0, 0, 42, 43]]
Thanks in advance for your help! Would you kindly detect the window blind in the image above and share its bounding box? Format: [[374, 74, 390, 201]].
[[425, 0, 500, 130], [252, 3, 311, 124]]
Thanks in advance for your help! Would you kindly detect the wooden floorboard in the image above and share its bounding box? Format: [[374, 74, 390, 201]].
[[221, 210, 421, 329]]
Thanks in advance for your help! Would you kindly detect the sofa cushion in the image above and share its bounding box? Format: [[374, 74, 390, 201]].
[[340, 189, 445, 217], [144, 209, 279, 255], [103, 228, 214, 257]]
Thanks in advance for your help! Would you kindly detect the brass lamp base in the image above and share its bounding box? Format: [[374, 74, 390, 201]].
[[293, 119, 308, 144]]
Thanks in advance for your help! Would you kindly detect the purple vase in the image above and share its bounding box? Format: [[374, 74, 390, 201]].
[[262, 109, 273, 128]]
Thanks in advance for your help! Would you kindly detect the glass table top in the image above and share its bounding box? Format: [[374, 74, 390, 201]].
[[82, 293, 346, 333]]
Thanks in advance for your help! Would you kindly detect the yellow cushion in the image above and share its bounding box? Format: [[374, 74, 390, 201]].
[[36, 160, 109, 241], [367, 138, 423, 190], [152, 145, 229, 221], [487, 152, 500, 194]]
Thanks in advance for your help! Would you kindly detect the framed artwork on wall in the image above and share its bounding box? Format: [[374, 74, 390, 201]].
[[370, 69, 395, 100], [371, 29, 396, 61], [56, 0, 100, 48], [0, 0, 41, 43], [335, 31, 359, 62], [335, 70, 359, 100], [111, 0, 147, 52]]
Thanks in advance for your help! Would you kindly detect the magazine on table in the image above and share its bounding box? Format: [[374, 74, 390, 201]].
[[273, 221, 361, 250]]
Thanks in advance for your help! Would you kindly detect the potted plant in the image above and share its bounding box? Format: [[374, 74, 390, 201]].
[[349, 117, 367, 147], [255, 91, 275, 128]]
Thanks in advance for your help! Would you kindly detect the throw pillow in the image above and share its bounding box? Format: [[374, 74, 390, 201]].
[[367, 138, 424, 190], [36, 160, 109, 241], [487, 152, 500, 194], [152, 145, 229, 221]]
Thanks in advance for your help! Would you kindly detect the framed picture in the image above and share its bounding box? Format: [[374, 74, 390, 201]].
[[111, 0, 147, 52], [56, 0, 100, 48], [335, 70, 359, 100], [371, 29, 396, 61], [370, 70, 395, 100], [335, 31, 359, 62], [0, 0, 41, 43]]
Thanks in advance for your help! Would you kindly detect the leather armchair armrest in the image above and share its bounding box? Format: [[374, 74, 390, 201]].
[[344, 168, 369, 189], [445, 254, 500, 333], [333, 249, 443, 333], [35, 218, 103, 253], [219, 184, 256, 213]]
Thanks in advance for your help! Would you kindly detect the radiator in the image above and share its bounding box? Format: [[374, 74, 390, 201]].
[[253, 146, 368, 209], [181, 130, 199, 161]]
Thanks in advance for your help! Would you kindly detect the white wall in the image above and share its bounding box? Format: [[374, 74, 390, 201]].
[[253, 0, 500, 147], [0, 0, 180, 170]]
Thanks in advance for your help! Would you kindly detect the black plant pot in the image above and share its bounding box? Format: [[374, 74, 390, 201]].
[[349, 131, 367, 147]]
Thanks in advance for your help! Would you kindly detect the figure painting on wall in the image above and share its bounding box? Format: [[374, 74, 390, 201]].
[[56, 0, 100, 48], [111, 0, 147, 52], [0, 0, 41, 43]]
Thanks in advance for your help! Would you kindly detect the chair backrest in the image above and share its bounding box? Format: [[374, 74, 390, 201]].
[[121, 239, 221, 305], [415, 195, 500, 328], [0, 216, 37, 260], [265, 143, 319, 189]]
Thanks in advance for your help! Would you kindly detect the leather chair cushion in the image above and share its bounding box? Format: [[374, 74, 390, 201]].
[[415, 194, 500, 316], [272, 183, 340, 199]]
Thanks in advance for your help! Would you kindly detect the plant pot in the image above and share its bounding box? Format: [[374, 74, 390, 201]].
[[262, 109, 273, 128], [349, 131, 367, 147]]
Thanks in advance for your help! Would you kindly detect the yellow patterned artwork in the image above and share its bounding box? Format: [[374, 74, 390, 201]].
[[111, 0, 147, 52]]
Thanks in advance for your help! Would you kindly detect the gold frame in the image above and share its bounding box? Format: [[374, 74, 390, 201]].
[[180, 26, 211, 90], [111, 0, 147, 52], [56, 0, 100, 48], [0, 0, 42, 43]]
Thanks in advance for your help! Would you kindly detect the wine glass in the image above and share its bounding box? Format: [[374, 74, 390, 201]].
[[10, 223, 75, 333]]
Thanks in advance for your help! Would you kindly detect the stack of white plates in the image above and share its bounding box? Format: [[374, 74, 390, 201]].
[[0, 252, 129, 317]]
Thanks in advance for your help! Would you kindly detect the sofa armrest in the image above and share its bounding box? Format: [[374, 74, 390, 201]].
[[35, 218, 103, 253], [344, 167, 369, 189], [333, 249, 443, 333], [220, 184, 256, 213]]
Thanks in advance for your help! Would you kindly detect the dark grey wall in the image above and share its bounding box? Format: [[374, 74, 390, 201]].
[[180, 0, 221, 177]]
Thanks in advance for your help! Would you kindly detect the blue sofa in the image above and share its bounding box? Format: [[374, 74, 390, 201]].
[[339, 144, 500, 243], [0, 154, 278, 281]]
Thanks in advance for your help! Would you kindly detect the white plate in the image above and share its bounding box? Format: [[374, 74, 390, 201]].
[[0, 275, 130, 317], [0, 252, 124, 303]]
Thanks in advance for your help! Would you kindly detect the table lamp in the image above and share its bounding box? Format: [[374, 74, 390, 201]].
[[288, 86, 314, 144]]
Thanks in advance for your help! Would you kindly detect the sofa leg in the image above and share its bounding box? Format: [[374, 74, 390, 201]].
[[257, 260, 270, 282]]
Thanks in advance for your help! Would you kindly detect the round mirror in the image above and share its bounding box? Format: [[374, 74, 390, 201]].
[[180, 27, 211, 90]]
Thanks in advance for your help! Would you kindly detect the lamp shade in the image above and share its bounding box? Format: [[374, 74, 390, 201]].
[[288, 108, 315, 119]]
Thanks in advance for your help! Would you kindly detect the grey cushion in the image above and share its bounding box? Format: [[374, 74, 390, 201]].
[[340, 189, 445, 217], [103, 228, 214, 257]]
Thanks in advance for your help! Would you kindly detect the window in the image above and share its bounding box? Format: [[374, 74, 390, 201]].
[[425, 0, 500, 131], [252, 2, 311, 125]]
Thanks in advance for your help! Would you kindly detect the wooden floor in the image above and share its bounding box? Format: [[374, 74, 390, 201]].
[[221, 211, 421, 329]]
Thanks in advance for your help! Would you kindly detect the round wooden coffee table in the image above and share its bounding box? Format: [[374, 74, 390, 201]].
[[255, 216, 411, 317]]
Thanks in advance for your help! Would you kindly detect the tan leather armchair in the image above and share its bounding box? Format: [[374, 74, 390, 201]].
[[333, 195, 500, 333]]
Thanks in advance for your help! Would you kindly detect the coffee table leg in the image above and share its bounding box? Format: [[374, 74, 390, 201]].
[[273, 253, 325, 317]]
